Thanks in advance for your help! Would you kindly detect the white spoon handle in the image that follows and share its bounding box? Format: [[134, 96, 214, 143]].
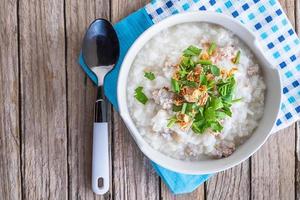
[[92, 122, 109, 195]]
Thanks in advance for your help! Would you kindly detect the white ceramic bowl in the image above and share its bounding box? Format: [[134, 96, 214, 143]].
[[117, 12, 281, 174]]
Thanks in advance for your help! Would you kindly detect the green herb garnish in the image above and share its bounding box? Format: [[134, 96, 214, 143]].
[[210, 121, 223, 132], [181, 103, 187, 114], [210, 97, 223, 110], [171, 78, 180, 93], [192, 119, 206, 133], [204, 107, 216, 122], [181, 56, 190, 67], [232, 97, 243, 103], [144, 71, 155, 80], [173, 104, 182, 112], [199, 60, 212, 65], [222, 107, 232, 117], [208, 42, 217, 55], [233, 50, 241, 64], [216, 111, 227, 119], [134, 87, 148, 104], [169, 44, 240, 134], [199, 74, 207, 85], [210, 65, 220, 76], [180, 80, 198, 88], [183, 45, 202, 57], [135, 43, 241, 135], [167, 116, 177, 128]]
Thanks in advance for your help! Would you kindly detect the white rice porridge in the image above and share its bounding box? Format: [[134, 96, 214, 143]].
[[126, 23, 266, 160]]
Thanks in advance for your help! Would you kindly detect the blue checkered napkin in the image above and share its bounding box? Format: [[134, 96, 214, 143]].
[[145, 0, 300, 131]]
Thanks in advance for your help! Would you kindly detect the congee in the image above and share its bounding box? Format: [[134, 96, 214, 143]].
[[126, 23, 265, 160]]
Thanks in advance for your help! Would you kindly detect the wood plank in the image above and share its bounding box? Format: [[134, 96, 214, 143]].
[[65, 0, 112, 199], [294, 0, 299, 199], [111, 0, 149, 22], [296, 0, 300, 33], [111, 1, 160, 199], [206, 162, 250, 200], [112, 113, 160, 200], [251, 126, 295, 200], [161, 182, 204, 200], [0, 0, 21, 199], [297, 122, 300, 199], [251, 1, 296, 199], [19, 0, 68, 199]]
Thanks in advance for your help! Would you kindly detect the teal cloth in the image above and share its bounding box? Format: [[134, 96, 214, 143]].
[[78, 7, 211, 194]]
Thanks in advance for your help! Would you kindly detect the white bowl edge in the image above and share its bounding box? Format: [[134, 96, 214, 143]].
[[117, 11, 282, 174]]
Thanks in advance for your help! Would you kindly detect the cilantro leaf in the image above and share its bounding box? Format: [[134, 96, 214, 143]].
[[199, 74, 207, 85], [210, 65, 220, 76], [198, 107, 204, 116], [218, 76, 236, 97], [210, 97, 223, 110], [207, 79, 216, 90], [186, 103, 195, 114], [194, 110, 203, 121], [181, 56, 190, 67], [192, 119, 206, 134], [134, 87, 148, 104], [192, 124, 202, 133], [191, 55, 199, 63], [218, 84, 228, 96], [183, 45, 202, 56], [216, 111, 227, 119], [144, 71, 155, 80], [209, 121, 223, 132], [222, 107, 232, 117], [178, 67, 188, 78], [204, 107, 216, 121]]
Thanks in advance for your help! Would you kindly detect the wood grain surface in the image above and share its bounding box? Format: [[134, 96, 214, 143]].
[[295, 0, 299, 199], [65, 0, 111, 199], [0, 0, 21, 200], [251, 125, 295, 200], [161, 182, 205, 200], [0, 0, 299, 199], [206, 162, 250, 200], [19, 0, 68, 199]]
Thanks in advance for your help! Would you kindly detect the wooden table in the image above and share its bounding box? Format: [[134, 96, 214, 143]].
[[0, 0, 299, 199]]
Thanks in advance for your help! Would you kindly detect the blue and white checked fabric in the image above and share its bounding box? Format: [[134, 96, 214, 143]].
[[145, 0, 300, 131]]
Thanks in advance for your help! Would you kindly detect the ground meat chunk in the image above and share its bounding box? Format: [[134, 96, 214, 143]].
[[214, 141, 236, 158], [152, 87, 174, 109], [247, 65, 259, 76], [211, 45, 235, 63], [170, 131, 182, 143]]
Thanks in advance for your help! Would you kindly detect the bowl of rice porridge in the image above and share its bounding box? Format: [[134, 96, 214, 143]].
[[117, 12, 281, 174]]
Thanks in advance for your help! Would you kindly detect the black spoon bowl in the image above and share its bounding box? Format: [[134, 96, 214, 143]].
[[82, 18, 120, 195], [82, 18, 119, 68]]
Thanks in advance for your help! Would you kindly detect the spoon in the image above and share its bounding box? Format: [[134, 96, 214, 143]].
[[82, 18, 120, 195]]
